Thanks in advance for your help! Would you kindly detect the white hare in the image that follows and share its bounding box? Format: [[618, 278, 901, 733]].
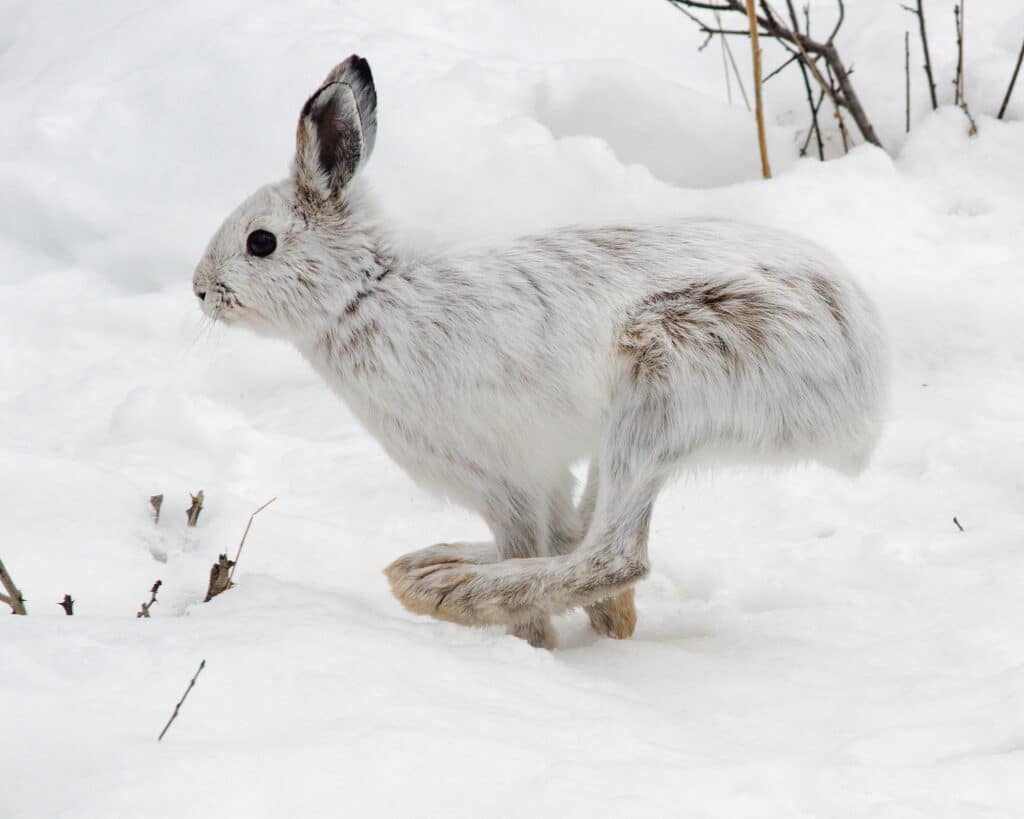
[[194, 56, 888, 648]]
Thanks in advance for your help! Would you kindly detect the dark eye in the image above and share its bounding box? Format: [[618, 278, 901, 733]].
[[246, 229, 277, 257]]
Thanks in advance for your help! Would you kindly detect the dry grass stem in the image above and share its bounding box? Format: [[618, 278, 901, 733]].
[[227, 497, 277, 585], [745, 0, 771, 178]]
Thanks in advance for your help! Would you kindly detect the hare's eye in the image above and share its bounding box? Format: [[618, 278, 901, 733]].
[[246, 229, 277, 257]]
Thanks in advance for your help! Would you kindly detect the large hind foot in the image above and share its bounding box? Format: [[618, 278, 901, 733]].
[[585, 588, 637, 639]]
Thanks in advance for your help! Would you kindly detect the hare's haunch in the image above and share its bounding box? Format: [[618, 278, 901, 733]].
[[194, 56, 889, 648]]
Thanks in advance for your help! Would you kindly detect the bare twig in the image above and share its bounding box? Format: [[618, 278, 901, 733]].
[[227, 497, 277, 586], [158, 659, 207, 741], [150, 494, 164, 525], [902, 0, 938, 110], [953, 516, 964, 532], [905, 30, 911, 133], [746, 0, 772, 178], [0, 558, 27, 615], [800, 88, 827, 155], [186, 490, 204, 527], [953, 3, 977, 137], [763, 52, 800, 83], [786, 0, 823, 159], [137, 580, 162, 618], [960, 101, 978, 136], [58, 594, 74, 615], [954, 4, 964, 106], [824, 60, 851, 153], [997, 37, 1024, 119]]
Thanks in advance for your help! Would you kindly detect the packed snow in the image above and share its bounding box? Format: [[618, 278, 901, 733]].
[[2, 0, 1023, 816]]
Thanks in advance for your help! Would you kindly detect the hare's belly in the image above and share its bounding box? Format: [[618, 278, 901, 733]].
[[338, 373, 603, 507]]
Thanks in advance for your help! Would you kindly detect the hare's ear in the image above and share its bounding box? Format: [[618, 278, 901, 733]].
[[294, 55, 377, 202]]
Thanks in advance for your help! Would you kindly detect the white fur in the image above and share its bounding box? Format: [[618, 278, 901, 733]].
[[194, 56, 889, 647]]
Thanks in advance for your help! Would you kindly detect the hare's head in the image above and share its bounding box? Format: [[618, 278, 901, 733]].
[[193, 55, 379, 338]]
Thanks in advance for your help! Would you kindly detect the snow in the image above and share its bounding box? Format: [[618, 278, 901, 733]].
[[2, 1, 1024, 816]]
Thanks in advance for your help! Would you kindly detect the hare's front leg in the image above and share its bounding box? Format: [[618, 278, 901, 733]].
[[385, 484, 558, 649], [384, 444, 661, 634]]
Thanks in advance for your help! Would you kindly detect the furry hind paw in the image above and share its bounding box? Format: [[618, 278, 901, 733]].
[[585, 588, 637, 639]]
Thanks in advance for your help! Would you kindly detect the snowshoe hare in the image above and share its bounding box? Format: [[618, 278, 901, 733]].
[[194, 56, 888, 649]]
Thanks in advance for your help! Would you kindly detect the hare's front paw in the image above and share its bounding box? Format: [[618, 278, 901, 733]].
[[384, 546, 550, 628], [384, 543, 494, 626], [385, 541, 498, 575]]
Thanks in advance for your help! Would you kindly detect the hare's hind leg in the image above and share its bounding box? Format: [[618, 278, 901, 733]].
[[550, 460, 638, 639]]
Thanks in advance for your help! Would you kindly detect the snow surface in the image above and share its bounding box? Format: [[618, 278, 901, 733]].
[[2, 1, 1023, 816]]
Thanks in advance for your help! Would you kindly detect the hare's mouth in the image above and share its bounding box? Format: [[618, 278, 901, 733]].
[[199, 282, 244, 322]]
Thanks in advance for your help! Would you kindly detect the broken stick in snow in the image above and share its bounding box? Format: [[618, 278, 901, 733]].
[[997, 37, 1024, 120], [58, 594, 74, 615], [150, 494, 164, 524], [0, 558, 27, 615], [137, 580, 162, 618], [158, 659, 207, 741], [186, 490, 204, 527], [204, 554, 235, 602]]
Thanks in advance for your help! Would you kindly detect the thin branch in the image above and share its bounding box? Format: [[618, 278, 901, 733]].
[[825, 60, 851, 152], [137, 579, 162, 618], [953, 3, 977, 136], [997, 37, 1024, 119], [953, 516, 965, 532], [786, 0, 823, 159], [763, 52, 800, 83], [800, 88, 828, 155], [954, 4, 964, 107], [158, 659, 207, 741], [905, 30, 911, 133], [0, 558, 27, 615], [902, 1, 938, 110]]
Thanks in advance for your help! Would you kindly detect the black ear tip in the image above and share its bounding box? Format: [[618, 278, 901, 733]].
[[348, 55, 374, 87]]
